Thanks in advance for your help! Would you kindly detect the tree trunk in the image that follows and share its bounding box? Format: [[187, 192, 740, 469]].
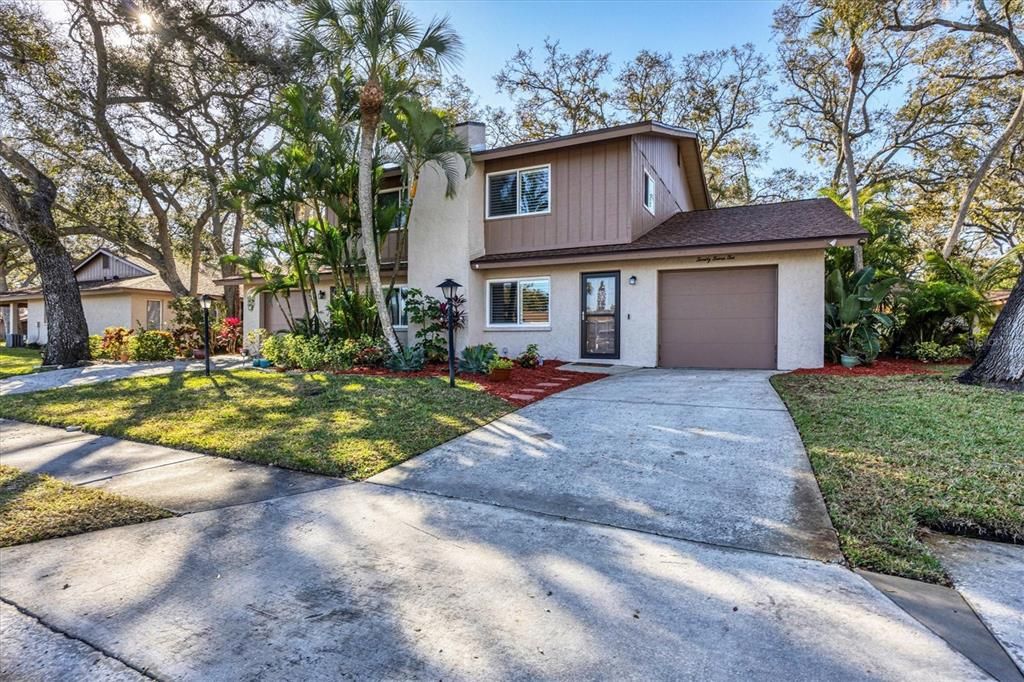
[[841, 63, 864, 272], [358, 117, 400, 354], [958, 268, 1024, 387], [0, 145, 89, 366], [942, 88, 1024, 259]]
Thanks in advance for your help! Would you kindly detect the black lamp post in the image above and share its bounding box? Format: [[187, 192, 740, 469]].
[[199, 294, 213, 376], [437, 279, 461, 388]]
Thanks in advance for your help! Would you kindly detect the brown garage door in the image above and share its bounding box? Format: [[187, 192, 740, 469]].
[[658, 266, 777, 369]]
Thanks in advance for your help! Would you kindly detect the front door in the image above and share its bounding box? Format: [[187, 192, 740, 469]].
[[581, 271, 620, 359]]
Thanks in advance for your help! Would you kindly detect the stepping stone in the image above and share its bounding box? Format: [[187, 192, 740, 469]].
[[508, 393, 535, 401], [536, 382, 560, 387], [520, 388, 545, 393], [548, 377, 570, 382]]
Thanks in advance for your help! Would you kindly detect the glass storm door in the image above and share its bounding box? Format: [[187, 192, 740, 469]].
[[580, 272, 620, 359]]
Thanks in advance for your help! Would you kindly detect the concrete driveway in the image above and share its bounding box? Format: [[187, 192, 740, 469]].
[[0, 369, 989, 679], [372, 369, 840, 562]]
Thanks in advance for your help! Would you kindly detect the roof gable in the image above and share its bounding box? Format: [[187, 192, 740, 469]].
[[74, 248, 152, 282]]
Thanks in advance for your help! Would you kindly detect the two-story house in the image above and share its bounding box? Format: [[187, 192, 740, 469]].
[[232, 121, 865, 370], [0, 248, 221, 345]]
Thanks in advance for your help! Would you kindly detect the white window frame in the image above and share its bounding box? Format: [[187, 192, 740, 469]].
[[378, 186, 407, 232], [643, 169, 656, 215], [485, 164, 552, 220], [145, 299, 162, 330], [485, 277, 551, 328]]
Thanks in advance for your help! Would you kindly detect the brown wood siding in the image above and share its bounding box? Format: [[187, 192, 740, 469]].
[[631, 135, 693, 241], [482, 139, 631, 255], [658, 266, 778, 369]]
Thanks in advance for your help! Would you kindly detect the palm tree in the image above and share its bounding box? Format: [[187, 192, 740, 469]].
[[811, 0, 875, 271], [383, 97, 472, 290], [297, 0, 463, 353]]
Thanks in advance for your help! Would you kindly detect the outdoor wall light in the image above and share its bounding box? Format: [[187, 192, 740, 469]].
[[437, 279, 462, 388], [628, 275, 637, 286], [318, 290, 326, 299], [827, 238, 838, 247]]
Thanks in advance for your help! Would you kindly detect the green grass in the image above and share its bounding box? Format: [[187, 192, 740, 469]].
[[772, 367, 1024, 584], [0, 465, 171, 546], [0, 369, 513, 480], [0, 344, 41, 379]]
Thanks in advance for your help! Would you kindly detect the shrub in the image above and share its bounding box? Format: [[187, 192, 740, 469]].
[[351, 336, 387, 366], [911, 341, 962, 363], [215, 317, 242, 354], [386, 345, 426, 372], [132, 330, 175, 361], [322, 340, 355, 371], [88, 335, 107, 360], [516, 343, 541, 369], [171, 324, 202, 357], [488, 357, 515, 372], [246, 329, 269, 358], [261, 333, 288, 367], [459, 343, 498, 373], [101, 327, 133, 360]]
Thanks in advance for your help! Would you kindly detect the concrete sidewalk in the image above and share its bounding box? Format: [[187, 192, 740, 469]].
[[0, 483, 986, 680], [0, 357, 247, 396], [0, 420, 346, 514]]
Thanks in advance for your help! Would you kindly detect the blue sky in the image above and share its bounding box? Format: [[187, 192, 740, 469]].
[[404, 0, 802, 169]]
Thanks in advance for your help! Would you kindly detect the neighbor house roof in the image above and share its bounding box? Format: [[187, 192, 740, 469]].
[[0, 270, 222, 302], [471, 198, 866, 267]]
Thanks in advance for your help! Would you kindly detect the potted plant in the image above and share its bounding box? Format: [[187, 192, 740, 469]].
[[488, 357, 515, 381]]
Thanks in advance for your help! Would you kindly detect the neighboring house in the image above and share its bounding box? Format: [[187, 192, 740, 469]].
[[0, 248, 220, 346], [225, 121, 866, 370]]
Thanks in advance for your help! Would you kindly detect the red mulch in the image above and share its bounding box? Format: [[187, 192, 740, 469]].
[[338, 360, 607, 404], [790, 357, 969, 377]]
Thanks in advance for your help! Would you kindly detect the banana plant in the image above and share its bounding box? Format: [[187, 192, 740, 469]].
[[825, 266, 896, 365]]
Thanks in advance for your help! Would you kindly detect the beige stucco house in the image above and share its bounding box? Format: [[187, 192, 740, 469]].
[[1, 248, 218, 346], [224, 121, 866, 370]]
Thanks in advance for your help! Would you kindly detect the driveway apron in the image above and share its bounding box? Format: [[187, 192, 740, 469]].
[[371, 369, 840, 562]]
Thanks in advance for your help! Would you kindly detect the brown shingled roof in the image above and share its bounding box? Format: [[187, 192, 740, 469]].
[[471, 198, 866, 265]]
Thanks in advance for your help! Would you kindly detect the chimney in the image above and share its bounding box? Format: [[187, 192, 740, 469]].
[[454, 121, 486, 152]]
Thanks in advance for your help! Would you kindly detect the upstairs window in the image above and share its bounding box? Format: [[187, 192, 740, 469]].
[[643, 170, 656, 214], [486, 165, 551, 219], [487, 278, 550, 327], [377, 187, 406, 230]]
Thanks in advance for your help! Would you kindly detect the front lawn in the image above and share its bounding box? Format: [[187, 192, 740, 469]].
[[0, 370, 513, 479], [0, 344, 41, 379], [0, 465, 171, 546], [772, 368, 1023, 584]]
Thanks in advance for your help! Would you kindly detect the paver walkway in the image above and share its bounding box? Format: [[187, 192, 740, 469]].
[[0, 357, 247, 396]]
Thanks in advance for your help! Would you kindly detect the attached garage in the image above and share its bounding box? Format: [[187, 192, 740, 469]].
[[658, 266, 778, 369]]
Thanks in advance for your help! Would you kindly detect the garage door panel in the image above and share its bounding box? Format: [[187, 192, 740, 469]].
[[658, 267, 778, 369]]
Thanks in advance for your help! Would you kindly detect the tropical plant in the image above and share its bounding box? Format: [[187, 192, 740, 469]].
[[458, 343, 498, 373], [100, 327, 133, 361], [172, 324, 202, 358], [404, 288, 466, 363], [298, 0, 463, 354], [386, 344, 426, 371], [261, 333, 288, 367], [216, 317, 243, 354], [488, 356, 515, 372], [516, 343, 542, 369], [824, 267, 896, 365]]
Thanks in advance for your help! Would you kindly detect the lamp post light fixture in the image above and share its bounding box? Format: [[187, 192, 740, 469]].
[[437, 279, 462, 388], [199, 294, 213, 376]]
